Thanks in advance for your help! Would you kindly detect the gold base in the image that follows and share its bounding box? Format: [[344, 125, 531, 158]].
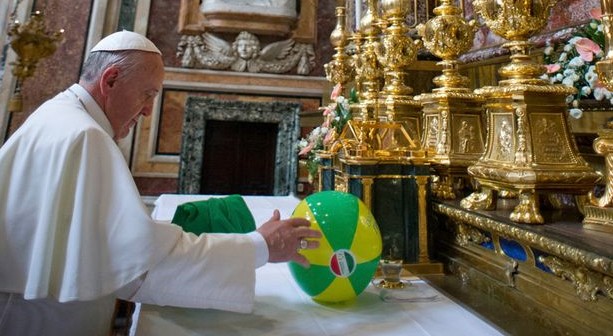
[[404, 261, 445, 275], [583, 205, 613, 233]]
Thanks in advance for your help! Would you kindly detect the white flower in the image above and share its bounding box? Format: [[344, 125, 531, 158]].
[[594, 86, 608, 100], [562, 76, 576, 87], [566, 94, 575, 104], [569, 108, 583, 119], [563, 44, 573, 52], [568, 36, 582, 45], [559, 52, 568, 62], [563, 68, 577, 77], [580, 86, 592, 97], [585, 66, 599, 84], [544, 45, 554, 55], [555, 73, 564, 82], [340, 100, 350, 111], [568, 56, 585, 68]]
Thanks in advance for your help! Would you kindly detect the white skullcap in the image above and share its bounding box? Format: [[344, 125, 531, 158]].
[[90, 30, 161, 55]]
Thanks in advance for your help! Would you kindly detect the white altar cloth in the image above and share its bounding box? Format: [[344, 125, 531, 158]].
[[130, 194, 503, 336]]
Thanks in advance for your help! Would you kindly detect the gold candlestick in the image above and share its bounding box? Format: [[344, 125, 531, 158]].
[[460, 0, 600, 224], [376, 0, 426, 162], [415, 0, 484, 200]]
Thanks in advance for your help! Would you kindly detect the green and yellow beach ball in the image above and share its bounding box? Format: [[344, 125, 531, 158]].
[[289, 191, 382, 303]]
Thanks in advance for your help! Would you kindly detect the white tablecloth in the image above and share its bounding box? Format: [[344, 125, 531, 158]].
[[130, 194, 503, 336]]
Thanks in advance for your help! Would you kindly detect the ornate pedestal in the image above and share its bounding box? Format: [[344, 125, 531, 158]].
[[418, 92, 485, 199], [323, 158, 442, 274]]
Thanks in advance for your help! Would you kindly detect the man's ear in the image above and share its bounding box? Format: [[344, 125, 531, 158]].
[[99, 66, 120, 95]]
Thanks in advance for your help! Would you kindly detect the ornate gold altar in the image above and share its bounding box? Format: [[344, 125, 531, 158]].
[[300, 0, 613, 332], [427, 1, 613, 334], [459, 0, 600, 224]]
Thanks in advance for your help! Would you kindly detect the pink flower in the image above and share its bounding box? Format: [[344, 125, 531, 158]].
[[298, 142, 315, 156], [323, 129, 335, 145], [330, 84, 343, 100], [322, 118, 330, 128], [575, 37, 602, 62], [590, 7, 602, 20], [322, 106, 333, 116], [545, 63, 561, 73]]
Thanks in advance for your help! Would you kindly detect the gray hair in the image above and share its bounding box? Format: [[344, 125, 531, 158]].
[[79, 50, 142, 84]]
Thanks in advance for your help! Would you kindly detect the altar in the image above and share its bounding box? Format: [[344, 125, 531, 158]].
[[129, 194, 504, 336]]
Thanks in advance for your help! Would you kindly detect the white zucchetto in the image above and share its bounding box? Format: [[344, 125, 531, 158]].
[[90, 30, 161, 55]]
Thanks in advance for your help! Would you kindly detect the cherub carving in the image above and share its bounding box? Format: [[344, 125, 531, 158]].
[[177, 31, 315, 75]]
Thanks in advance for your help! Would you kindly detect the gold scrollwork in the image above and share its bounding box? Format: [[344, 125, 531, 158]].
[[433, 203, 613, 278], [540, 256, 613, 302], [456, 222, 491, 247]]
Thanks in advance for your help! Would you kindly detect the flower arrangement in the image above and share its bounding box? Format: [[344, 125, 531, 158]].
[[542, 7, 612, 119], [297, 84, 356, 180]]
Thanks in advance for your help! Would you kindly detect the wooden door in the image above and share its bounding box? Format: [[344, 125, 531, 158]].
[[200, 120, 278, 195]]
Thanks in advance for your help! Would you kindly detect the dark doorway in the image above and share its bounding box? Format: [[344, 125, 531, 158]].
[[200, 120, 278, 195]]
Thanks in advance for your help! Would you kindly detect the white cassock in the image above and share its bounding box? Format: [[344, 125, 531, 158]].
[[0, 84, 263, 335]]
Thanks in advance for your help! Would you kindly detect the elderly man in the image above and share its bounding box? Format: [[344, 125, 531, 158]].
[[0, 31, 320, 335]]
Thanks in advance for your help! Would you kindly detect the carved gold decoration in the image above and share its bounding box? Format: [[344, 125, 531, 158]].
[[177, 31, 315, 75], [456, 222, 491, 247], [348, 30, 365, 101], [584, 0, 613, 232], [540, 256, 613, 301], [583, 126, 613, 232], [596, 0, 613, 89], [449, 260, 471, 284], [434, 203, 613, 278], [415, 0, 484, 200], [358, 0, 384, 122], [7, 9, 64, 112], [460, 0, 600, 223], [324, 6, 353, 87], [379, 0, 422, 131], [331, 0, 426, 164]]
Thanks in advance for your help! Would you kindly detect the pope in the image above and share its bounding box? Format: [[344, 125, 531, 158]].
[[0, 30, 320, 336]]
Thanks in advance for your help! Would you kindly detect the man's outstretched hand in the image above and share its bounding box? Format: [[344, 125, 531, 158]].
[[257, 210, 322, 267]]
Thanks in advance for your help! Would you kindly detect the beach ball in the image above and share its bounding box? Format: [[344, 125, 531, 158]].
[[289, 191, 382, 303]]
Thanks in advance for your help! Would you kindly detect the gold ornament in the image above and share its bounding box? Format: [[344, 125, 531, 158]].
[[460, 0, 600, 224]]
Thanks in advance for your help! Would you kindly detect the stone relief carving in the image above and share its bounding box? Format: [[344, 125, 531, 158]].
[[177, 31, 315, 75]]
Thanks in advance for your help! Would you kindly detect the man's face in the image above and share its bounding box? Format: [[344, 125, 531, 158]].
[[104, 53, 164, 140]]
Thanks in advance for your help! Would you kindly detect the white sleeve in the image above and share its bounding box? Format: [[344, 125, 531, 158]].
[[129, 232, 257, 313], [246, 231, 269, 268]]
